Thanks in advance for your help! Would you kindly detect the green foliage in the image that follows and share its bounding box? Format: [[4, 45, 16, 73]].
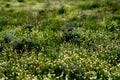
[[5, 3, 11, 8], [62, 30, 80, 43], [58, 6, 66, 15], [11, 38, 41, 53], [77, 1, 101, 10], [0, 17, 8, 27], [3, 33, 16, 43], [0, 0, 120, 79], [18, 0, 25, 2], [105, 19, 120, 32]]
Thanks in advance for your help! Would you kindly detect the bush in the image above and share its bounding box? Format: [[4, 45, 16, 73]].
[[62, 31, 80, 42], [12, 38, 41, 53]]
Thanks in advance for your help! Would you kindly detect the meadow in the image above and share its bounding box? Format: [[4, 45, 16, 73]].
[[0, 0, 120, 79]]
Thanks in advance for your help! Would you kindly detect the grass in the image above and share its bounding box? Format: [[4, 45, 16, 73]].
[[0, 0, 120, 80]]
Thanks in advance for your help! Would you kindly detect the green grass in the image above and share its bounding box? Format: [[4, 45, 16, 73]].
[[0, 0, 120, 80]]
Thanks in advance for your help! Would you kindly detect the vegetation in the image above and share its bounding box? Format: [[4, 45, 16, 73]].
[[0, 0, 120, 79]]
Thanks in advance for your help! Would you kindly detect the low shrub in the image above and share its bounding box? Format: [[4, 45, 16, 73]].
[[62, 31, 80, 42], [12, 38, 41, 53]]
